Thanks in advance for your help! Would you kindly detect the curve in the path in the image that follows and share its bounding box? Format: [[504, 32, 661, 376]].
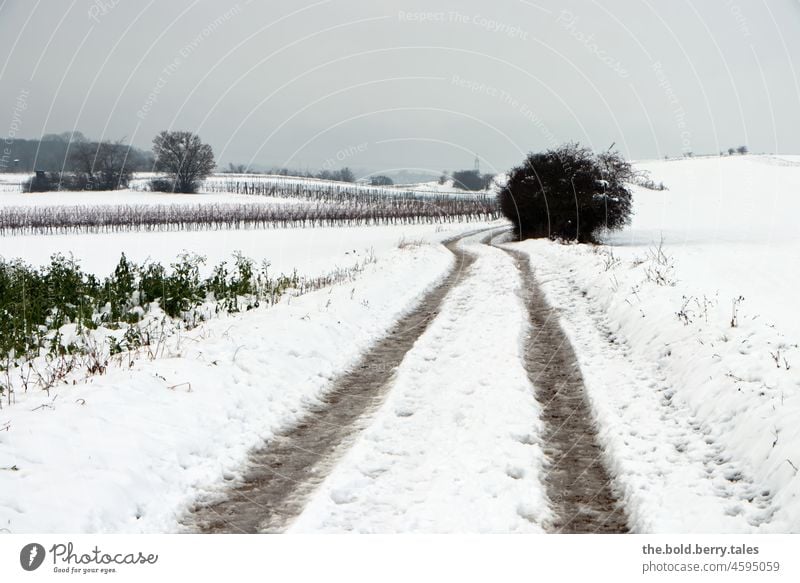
[[185, 231, 482, 533], [500, 240, 629, 534]]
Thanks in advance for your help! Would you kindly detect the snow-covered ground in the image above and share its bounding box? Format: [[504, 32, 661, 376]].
[[0, 229, 466, 533], [388, 179, 465, 194], [2, 171, 495, 199], [290, 232, 548, 533], [0, 173, 29, 193], [3, 154, 798, 534], [0, 190, 304, 208], [203, 172, 490, 194], [511, 155, 800, 532], [0, 223, 484, 280]]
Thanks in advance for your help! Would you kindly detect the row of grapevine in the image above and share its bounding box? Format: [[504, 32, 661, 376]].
[[198, 176, 491, 203], [0, 199, 498, 236]]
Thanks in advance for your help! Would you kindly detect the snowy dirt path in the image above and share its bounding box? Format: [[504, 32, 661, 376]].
[[186, 228, 767, 534], [288, 231, 551, 533], [498, 238, 628, 533], [185, 229, 486, 533], [512, 240, 775, 533]]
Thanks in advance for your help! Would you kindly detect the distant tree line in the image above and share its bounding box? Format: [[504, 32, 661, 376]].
[[369, 175, 393, 186], [2, 132, 152, 175], [20, 130, 218, 195], [221, 163, 360, 184], [9, 130, 431, 194], [316, 168, 355, 182], [674, 145, 749, 159], [437, 169, 495, 191]]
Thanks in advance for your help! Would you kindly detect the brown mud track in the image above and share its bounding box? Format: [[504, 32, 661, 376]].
[[501, 241, 629, 534], [184, 231, 481, 533]]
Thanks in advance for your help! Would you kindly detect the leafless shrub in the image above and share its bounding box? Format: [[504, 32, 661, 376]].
[[730, 295, 745, 328], [397, 236, 428, 249], [632, 171, 668, 191], [599, 248, 621, 271], [676, 295, 694, 326], [643, 238, 676, 286]]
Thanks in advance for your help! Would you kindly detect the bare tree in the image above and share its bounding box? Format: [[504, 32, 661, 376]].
[[337, 167, 355, 183], [152, 131, 215, 193], [452, 169, 484, 191], [369, 175, 393, 186], [70, 140, 133, 190], [225, 162, 248, 174]]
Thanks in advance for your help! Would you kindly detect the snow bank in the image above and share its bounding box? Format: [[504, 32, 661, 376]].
[[513, 155, 800, 532]]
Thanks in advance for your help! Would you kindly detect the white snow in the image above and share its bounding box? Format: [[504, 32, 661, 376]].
[[2, 171, 494, 199], [2, 153, 798, 534], [0, 190, 303, 208], [0, 174, 29, 193], [289, 231, 549, 533], [0, 223, 486, 280], [510, 155, 800, 532], [0, 233, 462, 533]]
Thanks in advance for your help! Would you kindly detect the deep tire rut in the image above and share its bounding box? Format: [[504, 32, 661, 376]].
[[184, 232, 480, 533], [500, 240, 629, 534]]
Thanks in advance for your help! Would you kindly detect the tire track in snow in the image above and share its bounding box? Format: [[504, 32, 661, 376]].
[[498, 236, 629, 533], [184, 229, 484, 533], [522, 246, 775, 532], [288, 232, 549, 533]]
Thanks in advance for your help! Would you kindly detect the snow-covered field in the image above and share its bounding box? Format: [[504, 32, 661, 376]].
[[511, 155, 800, 532], [0, 169, 495, 533], [0, 190, 304, 208], [0, 229, 466, 533], [0, 223, 481, 280], [2, 171, 492, 199], [203, 173, 493, 197], [0, 173, 28, 193], [2, 154, 798, 534]]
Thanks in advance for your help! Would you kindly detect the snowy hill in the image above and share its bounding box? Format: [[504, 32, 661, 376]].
[[520, 154, 800, 532]]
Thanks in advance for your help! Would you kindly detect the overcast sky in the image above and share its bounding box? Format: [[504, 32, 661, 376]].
[[2, 0, 799, 175]]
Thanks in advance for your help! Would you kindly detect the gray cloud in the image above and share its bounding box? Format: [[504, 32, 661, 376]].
[[2, 0, 799, 174]]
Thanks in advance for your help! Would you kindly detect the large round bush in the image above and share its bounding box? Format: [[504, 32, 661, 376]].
[[498, 143, 634, 242]]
